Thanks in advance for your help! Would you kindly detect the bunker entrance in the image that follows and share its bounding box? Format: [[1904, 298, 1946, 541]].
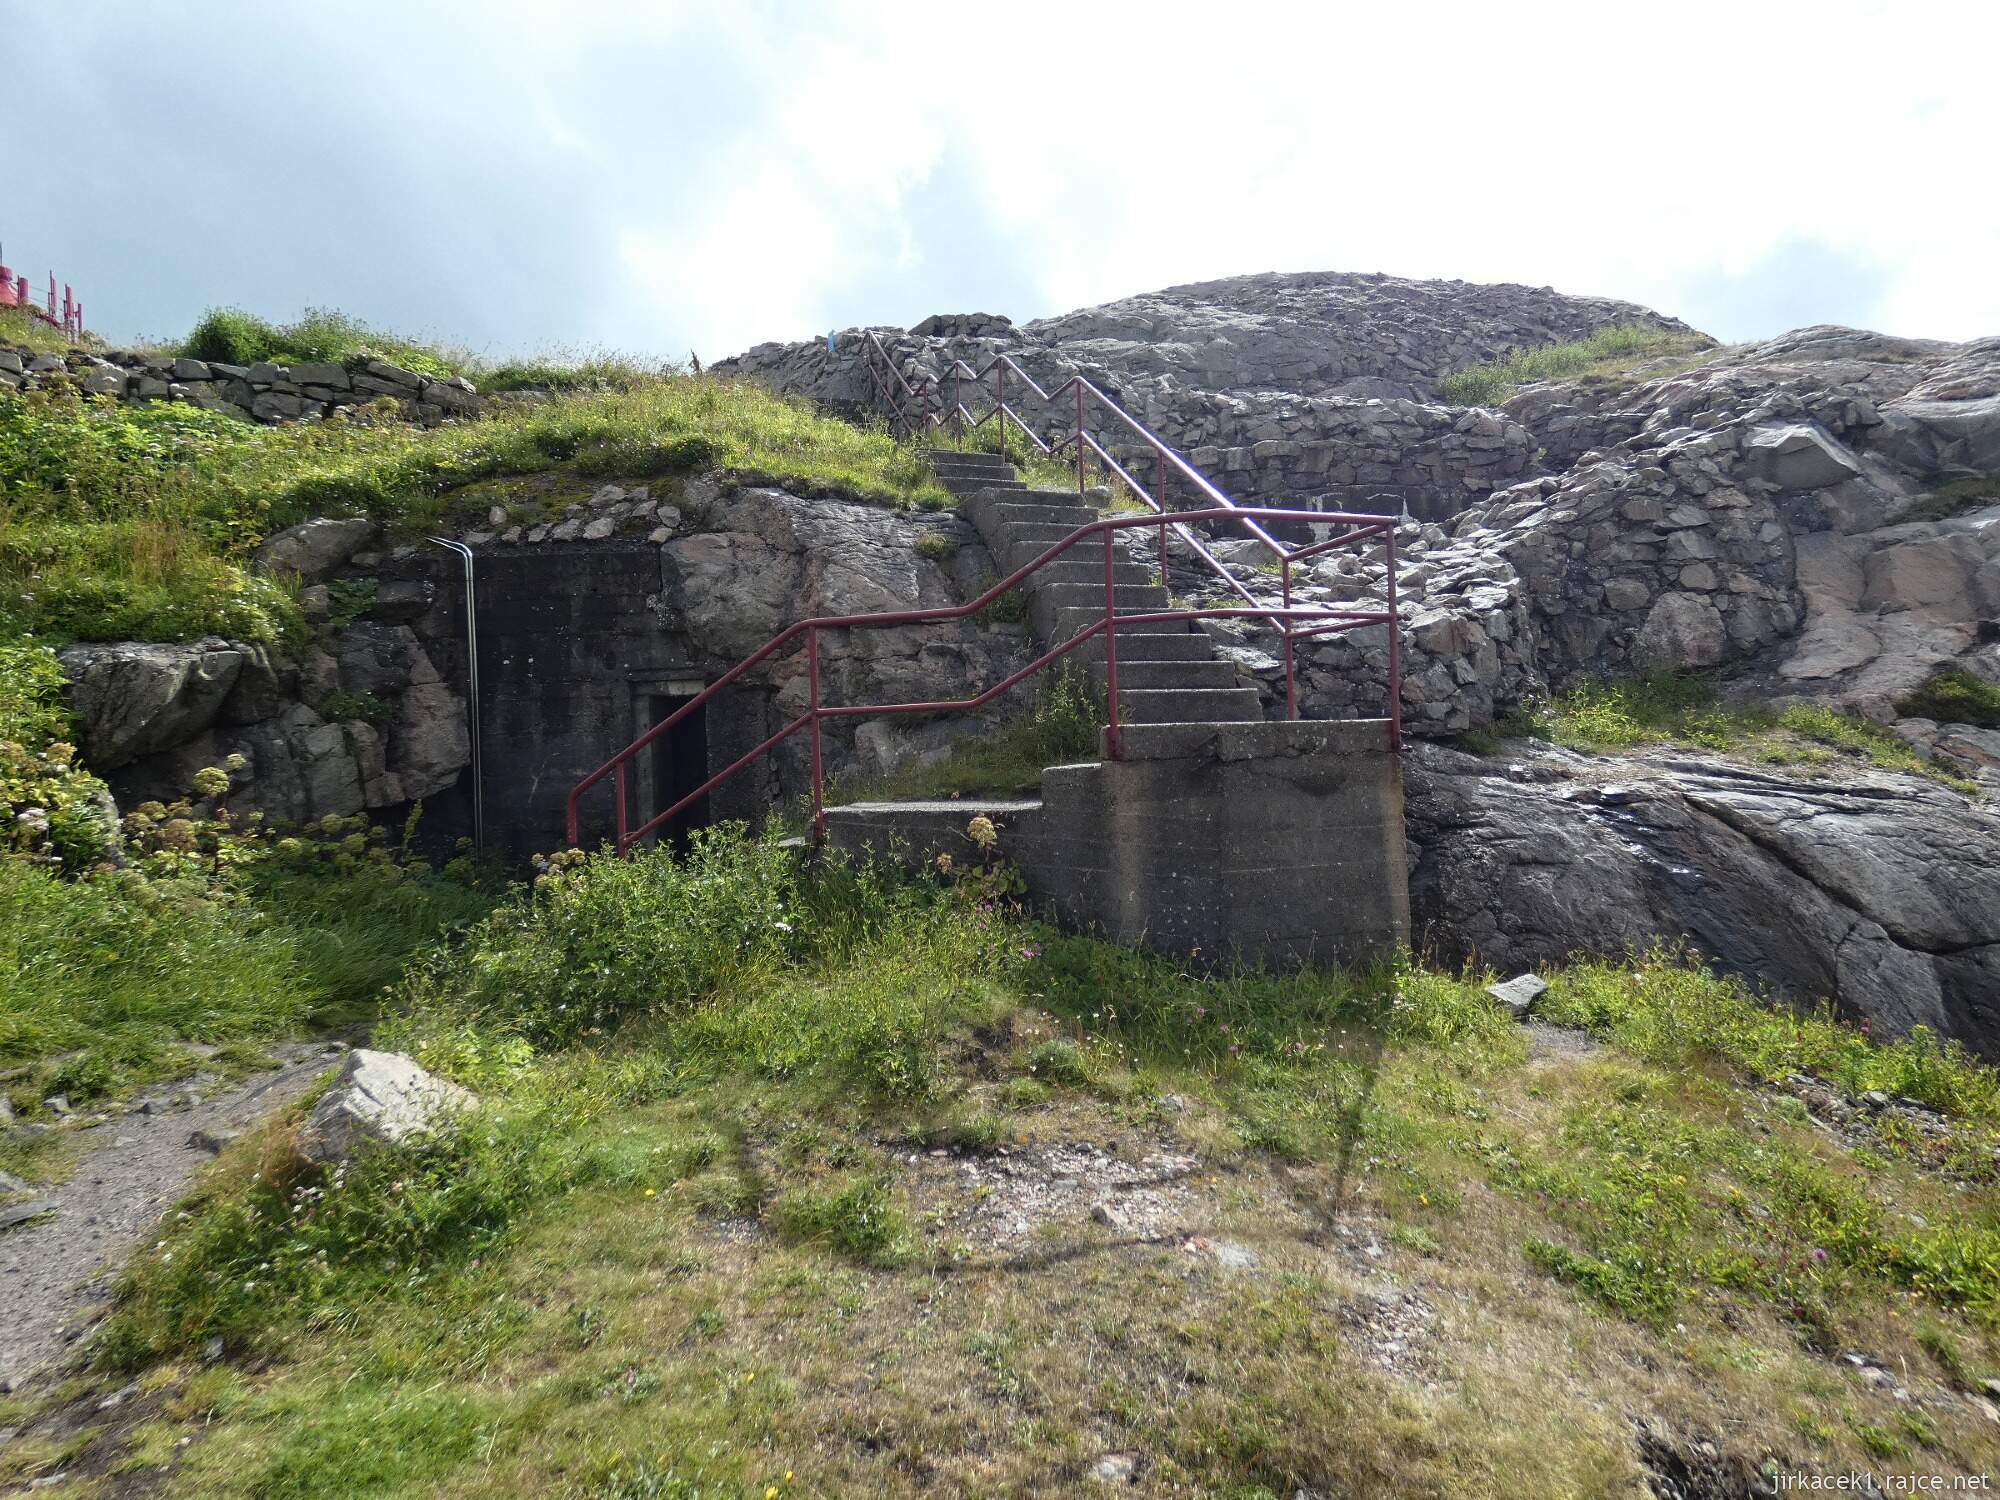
[[643, 688, 710, 849]]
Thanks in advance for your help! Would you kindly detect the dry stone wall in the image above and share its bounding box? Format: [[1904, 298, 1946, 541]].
[[0, 344, 480, 425]]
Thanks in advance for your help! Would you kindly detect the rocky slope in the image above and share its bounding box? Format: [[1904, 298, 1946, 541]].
[[719, 271, 1700, 521], [723, 274, 2000, 1056]]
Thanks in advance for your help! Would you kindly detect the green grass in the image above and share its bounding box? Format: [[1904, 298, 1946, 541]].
[[0, 372, 947, 644], [1902, 474, 2000, 524], [13, 819, 1987, 1494], [829, 662, 1103, 803], [1437, 324, 1718, 407], [1898, 666, 2000, 729], [0, 304, 81, 358], [177, 308, 467, 381], [1494, 671, 1979, 793]]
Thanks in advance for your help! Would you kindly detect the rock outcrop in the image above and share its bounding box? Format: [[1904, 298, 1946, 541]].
[[1404, 742, 2000, 1059]]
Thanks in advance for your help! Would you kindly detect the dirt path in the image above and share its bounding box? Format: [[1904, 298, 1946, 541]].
[[0, 1044, 342, 1390]]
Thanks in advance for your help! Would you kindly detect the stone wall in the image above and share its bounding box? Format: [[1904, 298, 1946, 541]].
[[0, 344, 480, 425], [59, 475, 1036, 863]]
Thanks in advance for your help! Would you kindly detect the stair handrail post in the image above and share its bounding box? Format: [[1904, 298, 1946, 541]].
[[1074, 383, 1087, 495], [996, 363, 1006, 461], [1282, 553, 1297, 720], [1102, 527, 1121, 761], [808, 625, 826, 841], [1155, 450, 1169, 589], [1385, 524, 1403, 751], [614, 760, 629, 855]]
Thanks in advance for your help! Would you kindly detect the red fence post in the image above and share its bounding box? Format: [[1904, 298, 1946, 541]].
[[614, 761, 629, 855], [1385, 526, 1402, 750], [1074, 385, 1086, 495], [1102, 529, 1121, 761], [1282, 556, 1297, 720], [808, 626, 825, 841]]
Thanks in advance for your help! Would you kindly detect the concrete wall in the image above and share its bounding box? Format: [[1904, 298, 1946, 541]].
[[411, 542, 780, 862], [829, 719, 1409, 969]]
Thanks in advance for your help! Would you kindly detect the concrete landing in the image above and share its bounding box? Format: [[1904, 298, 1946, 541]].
[[822, 721, 1408, 969]]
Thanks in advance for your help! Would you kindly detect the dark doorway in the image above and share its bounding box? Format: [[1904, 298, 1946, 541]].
[[647, 693, 710, 848]]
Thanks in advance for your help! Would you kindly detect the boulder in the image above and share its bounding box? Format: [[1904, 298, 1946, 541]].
[[1631, 592, 1726, 670], [1406, 743, 2000, 1058], [337, 623, 439, 697], [390, 682, 471, 800], [58, 639, 245, 770], [252, 518, 378, 581], [298, 1050, 475, 1164], [1744, 424, 1863, 491]]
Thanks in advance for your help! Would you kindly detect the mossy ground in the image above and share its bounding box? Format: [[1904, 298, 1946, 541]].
[[4, 832, 1996, 1497]]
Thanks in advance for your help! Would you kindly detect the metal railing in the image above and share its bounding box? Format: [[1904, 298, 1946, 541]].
[[862, 330, 1393, 717], [566, 506, 1401, 855], [0, 264, 84, 342]]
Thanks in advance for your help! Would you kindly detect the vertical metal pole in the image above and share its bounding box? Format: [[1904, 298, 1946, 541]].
[[953, 369, 963, 443], [1155, 451, 1168, 588], [428, 539, 483, 853], [808, 626, 826, 842], [614, 763, 629, 855], [1102, 529, 1121, 762], [1385, 526, 1403, 751], [996, 366, 1006, 461], [1075, 385, 1087, 495], [1282, 555, 1297, 720]]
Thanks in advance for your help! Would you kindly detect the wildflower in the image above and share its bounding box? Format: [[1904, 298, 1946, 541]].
[[1019, 942, 1043, 960], [966, 814, 998, 851]]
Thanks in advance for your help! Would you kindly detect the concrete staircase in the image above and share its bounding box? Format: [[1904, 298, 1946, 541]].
[[936, 447, 1264, 726], [822, 446, 1410, 969]]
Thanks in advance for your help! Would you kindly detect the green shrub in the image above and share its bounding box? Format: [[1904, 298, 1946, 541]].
[[1898, 667, 2000, 729], [178, 307, 464, 381], [0, 641, 115, 868]]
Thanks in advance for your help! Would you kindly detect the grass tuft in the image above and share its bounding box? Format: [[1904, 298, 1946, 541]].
[[1438, 324, 1716, 406], [1497, 671, 1979, 794]]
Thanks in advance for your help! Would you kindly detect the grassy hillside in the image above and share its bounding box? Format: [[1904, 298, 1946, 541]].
[[1, 827, 1993, 1495], [0, 344, 946, 646]]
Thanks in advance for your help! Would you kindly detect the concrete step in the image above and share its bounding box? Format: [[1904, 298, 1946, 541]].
[[935, 463, 1021, 483], [1090, 658, 1240, 691], [1076, 631, 1218, 662], [1113, 686, 1266, 724], [926, 449, 1017, 470], [940, 478, 1026, 499], [1029, 558, 1158, 588], [1033, 581, 1171, 612], [992, 502, 1104, 532], [1051, 605, 1196, 640]]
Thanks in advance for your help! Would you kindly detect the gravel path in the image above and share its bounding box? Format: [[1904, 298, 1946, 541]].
[[0, 1044, 342, 1390]]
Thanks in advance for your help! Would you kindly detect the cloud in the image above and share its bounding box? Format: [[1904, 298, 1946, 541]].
[[9, 0, 1997, 354]]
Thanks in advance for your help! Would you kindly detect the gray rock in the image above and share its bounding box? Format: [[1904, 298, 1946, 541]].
[[336, 622, 437, 697], [59, 639, 245, 769], [1744, 423, 1863, 491], [298, 1050, 475, 1164], [1632, 592, 1726, 670], [0, 1200, 57, 1232], [1485, 973, 1548, 1018], [1407, 743, 2000, 1059], [252, 517, 378, 581]]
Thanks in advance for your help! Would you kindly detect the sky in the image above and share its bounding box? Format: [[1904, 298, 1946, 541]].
[[11, 1, 1998, 362]]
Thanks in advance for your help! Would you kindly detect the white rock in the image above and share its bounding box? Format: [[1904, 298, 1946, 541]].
[[298, 1050, 475, 1164]]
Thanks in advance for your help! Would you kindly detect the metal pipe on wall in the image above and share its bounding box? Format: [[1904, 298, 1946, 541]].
[[428, 538, 484, 852]]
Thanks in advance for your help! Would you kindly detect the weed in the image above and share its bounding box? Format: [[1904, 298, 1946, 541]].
[[770, 1174, 911, 1265]]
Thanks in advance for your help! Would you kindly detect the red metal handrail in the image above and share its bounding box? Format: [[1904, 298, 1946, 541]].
[[566, 506, 1401, 854], [863, 330, 1407, 714]]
